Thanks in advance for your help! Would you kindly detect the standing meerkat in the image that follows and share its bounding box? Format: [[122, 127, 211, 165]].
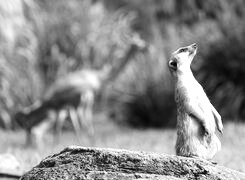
[[168, 43, 223, 160]]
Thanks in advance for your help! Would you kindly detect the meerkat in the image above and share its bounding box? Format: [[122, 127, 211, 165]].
[[168, 43, 223, 160]]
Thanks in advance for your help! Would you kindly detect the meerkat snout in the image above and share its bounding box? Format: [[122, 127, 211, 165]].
[[190, 43, 197, 49], [188, 43, 197, 55]]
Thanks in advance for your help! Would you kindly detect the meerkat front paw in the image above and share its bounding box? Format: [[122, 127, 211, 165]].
[[218, 123, 223, 134], [202, 123, 211, 136]]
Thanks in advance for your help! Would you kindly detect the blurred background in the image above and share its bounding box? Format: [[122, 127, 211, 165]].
[[0, 0, 244, 173]]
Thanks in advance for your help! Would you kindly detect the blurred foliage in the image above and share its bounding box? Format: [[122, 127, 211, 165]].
[[0, 0, 42, 128], [0, 0, 245, 128]]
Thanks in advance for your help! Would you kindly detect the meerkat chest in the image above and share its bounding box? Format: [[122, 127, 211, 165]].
[[175, 79, 199, 103], [174, 78, 208, 114], [175, 77, 214, 124]]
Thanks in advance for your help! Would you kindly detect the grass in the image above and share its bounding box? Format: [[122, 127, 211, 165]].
[[0, 114, 245, 174]]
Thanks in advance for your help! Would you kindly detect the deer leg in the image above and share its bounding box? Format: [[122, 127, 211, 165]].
[[32, 117, 54, 149], [25, 128, 33, 147], [76, 105, 85, 127], [68, 106, 82, 142], [47, 110, 59, 146], [55, 109, 67, 143], [77, 92, 95, 143], [84, 101, 94, 136]]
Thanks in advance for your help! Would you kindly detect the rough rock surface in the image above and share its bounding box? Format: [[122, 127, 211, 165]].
[[21, 146, 245, 180]]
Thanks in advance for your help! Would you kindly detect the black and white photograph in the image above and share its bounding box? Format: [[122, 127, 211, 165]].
[[0, 0, 244, 179]]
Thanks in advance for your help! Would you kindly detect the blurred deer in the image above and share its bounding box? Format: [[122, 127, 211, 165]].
[[15, 65, 110, 146], [44, 65, 111, 141], [16, 33, 147, 147]]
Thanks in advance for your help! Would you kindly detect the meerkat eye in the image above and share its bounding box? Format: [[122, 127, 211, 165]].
[[178, 48, 187, 53]]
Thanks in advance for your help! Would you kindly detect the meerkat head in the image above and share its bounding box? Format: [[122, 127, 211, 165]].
[[168, 43, 197, 76]]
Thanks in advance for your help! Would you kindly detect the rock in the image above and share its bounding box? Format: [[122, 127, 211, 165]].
[[21, 146, 245, 180]]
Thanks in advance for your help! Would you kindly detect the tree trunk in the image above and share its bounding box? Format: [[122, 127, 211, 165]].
[[21, 146, 245, 180]]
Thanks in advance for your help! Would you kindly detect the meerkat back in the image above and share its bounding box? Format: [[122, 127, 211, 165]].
[[168, 43, 223, 160]]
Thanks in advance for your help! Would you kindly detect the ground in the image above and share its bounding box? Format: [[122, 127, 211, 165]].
[[0, 114, 244, 174]]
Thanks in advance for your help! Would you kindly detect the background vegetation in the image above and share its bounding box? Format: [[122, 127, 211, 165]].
[[0, 0, 245, 126]]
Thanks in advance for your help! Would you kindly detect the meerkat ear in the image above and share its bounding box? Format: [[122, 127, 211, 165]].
[[168, 59, 177, 70]]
